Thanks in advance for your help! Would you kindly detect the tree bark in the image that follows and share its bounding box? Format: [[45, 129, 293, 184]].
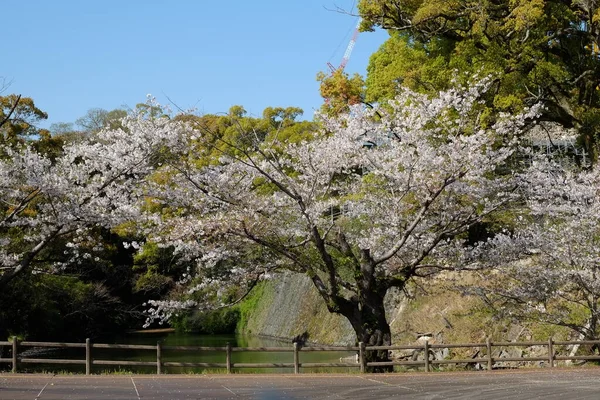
[[343, 291, 393, 373]]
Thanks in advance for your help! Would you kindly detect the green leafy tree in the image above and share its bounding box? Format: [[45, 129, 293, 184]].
[[173, 105, 315, 166], [0, 94, 48, 145], [317, 70, 366, 117], [359, 0, 600, 150], [0, 94, 66, 158]]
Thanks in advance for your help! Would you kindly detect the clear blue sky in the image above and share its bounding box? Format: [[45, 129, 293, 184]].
[[3, 1, 388, 128]]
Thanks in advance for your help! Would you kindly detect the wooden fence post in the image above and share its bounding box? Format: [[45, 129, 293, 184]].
[[11, 337, 18, 373], [548, 337, 554, 368], [359, 342, 366, 373], [486, 337, 493, 371], [156, 341, 162, 375], [85, 338, 91, 375], [424, 340, 431, 372], [226, 342, 232, 374], [293, 342, 299, 374]]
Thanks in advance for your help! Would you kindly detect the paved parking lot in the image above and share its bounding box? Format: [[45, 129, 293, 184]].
[[2, 368, 600, 399]]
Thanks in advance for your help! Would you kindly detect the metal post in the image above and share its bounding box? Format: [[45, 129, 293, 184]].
[[424, 340, 431, 372], [226, 342, 232, 374], [486, 337, 493, 371], [86, 338, 91, 375], [548, 337, 554, 368], [359, 342, 366, 373], [293, 342, 299, 374], [12, 337, 18, 373], [156, 341, 162, 375]]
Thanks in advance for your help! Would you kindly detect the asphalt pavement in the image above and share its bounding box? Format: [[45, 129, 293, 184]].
[[2, 368, 600, 399]]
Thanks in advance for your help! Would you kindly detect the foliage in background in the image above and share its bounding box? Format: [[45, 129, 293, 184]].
[[359, 0, 600, 154], [171, 308, 240, 334], [317, 70, 366, 117]]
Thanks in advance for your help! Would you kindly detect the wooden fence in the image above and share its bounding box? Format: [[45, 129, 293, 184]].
[[1, 337, 600, 374]]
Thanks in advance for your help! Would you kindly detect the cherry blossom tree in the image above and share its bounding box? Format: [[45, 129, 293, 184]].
[[470, 154, 600, 343], [0, 114, 185, 288], [137, 78, 538, 368], [0, 80, 541, 368]]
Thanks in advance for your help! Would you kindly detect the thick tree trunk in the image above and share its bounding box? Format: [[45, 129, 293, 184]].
[[344, 292, 393, 373], [303, 234, 397, 372]]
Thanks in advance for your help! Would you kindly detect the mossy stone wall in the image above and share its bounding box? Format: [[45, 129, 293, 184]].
[[238, 273, 355, 345]]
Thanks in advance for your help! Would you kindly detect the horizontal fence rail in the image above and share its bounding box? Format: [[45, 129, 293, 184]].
[[1, 337, 600, 374]]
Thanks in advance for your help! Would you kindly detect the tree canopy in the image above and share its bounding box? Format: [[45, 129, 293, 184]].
[[134, 79, 537, 368], [359, 0, 600, 150], [317, 70, 366, 117]]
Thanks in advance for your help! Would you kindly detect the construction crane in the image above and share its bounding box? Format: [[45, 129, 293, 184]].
[[327, 18, 361, 74]]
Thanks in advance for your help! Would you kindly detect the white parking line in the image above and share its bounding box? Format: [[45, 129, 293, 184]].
[[221, 384, 237, 396], [131, 377, 141, 399], [34, 376, 53, 400]]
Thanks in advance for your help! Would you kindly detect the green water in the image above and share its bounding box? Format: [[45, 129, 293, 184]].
[[13, 332, 357, 374]]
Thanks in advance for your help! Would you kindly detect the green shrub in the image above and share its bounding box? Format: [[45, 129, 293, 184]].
[[173, 308, 240, 334], [235, 282, 269, 334]]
